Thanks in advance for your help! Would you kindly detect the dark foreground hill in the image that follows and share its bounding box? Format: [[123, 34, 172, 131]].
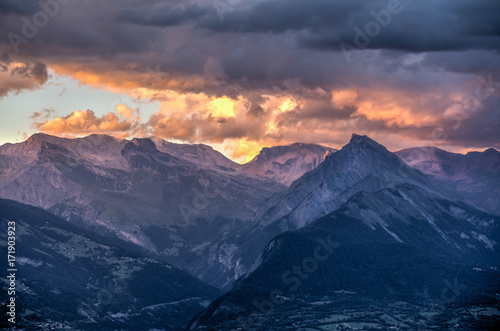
[[191, 185, 500, 329], [0, 198, 220, 330]]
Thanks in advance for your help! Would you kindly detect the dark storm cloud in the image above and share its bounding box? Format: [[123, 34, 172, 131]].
[[0, 0, 39, 15], [0, 0, 499, 150], [422, 51, 500, 75], [117, 3, 209, 27], [0, 60, 49, 97], [201, 0, 500, 52], [11, 61, 48, 84], [199, 0, 363, 33], [438, 96, 500, 148]]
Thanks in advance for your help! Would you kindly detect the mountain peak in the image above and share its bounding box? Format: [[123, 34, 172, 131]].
[[255, 134, 440, 229], [126, 138, 158, 152], [239, 143, 336, 186], [150, 136, 238, 169], [345, 134, 390, 156], [349, 133, 378, 145], [482, 148, 499, 156], [350, 133, 367, 143], [27, 132, 50, 141]]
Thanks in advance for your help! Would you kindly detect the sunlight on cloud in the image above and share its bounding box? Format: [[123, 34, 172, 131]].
[[331, 89, 358, 108], [226, 138, 268, 164], [33, 104, 142, 139], [354, 89, 441, 127], [208, 96, 236, 118]]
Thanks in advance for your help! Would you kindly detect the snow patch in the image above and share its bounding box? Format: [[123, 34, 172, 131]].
[[421, 212, 451, 245], [142, 297, 203, 310], [218, 243, 239, 270], [357, 209, 403, 243], [109, 312, 129, 319], [471, 231, 495, 250], [17, 257, 43, 267], [450, 206, 467, 219]]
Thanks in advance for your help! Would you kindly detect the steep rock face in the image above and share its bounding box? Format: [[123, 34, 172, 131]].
[[191, 184, 500, 330], [0, 134, 285, 288], [0, 199, 221, 330], [238, 143, 336, 186], [187, 134, 463, 290], [254, 134, 443, 231], [396, 147, 500, 215]]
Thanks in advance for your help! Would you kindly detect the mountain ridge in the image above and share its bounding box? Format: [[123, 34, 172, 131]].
[[396, 146, 500, 215], [190, 182, 500, 329], [238, 142, 337, 186], [0, 198, 221, 330]]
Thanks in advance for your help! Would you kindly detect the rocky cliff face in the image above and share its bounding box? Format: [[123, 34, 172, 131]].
[[238, 143, 336, 186], [0, 134, 285, 288], [253, 134, 444, 231]]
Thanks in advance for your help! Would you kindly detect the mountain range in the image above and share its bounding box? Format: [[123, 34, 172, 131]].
[[396, 146, 500, 216], [1, 133, 499, 330]]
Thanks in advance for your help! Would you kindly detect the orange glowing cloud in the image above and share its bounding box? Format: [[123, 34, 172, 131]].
[[353, 88, 443, 127], [115, 104, 139, 120], [29, 61, 475, 161], [226, 138, 270, 163], [49, 63, 215, 98], [331, 89, 358, 108], [32, 105, 142, 139]]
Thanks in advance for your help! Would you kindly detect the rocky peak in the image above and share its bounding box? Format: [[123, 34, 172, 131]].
[[125, 138, 159, 153]]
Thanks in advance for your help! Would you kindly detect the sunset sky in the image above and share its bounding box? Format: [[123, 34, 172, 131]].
[[0, 0, 499, 162]]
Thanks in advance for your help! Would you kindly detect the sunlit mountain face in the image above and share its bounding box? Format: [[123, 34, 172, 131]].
[[1, 0, 499, 330]]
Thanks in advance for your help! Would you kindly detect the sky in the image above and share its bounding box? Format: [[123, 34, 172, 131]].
[[0, 0, 499, 162]]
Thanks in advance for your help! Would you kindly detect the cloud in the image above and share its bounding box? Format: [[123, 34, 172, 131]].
[[199, 0, 363, 33], [117, 3, 209, 27], [30, 108, 55, 120], [0, 61, 49, 97], [0, 0, 39, 15], [200, 0, 500, 52], [32, 105, 142, 138], [115, 104, 138, 120], [148, 94, 266, 143], [1, 0, 499, 158]]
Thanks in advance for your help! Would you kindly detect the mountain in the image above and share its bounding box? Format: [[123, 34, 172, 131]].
[[150, 137, 239, 170], [0, 134, 285, 288], [1, 133, 498, 295], [190, 184, 500, 330], [0, 133, 238, 171], [238, 143, 337, 186], [0, 198, 221, 330], [180, 134, 469, 291], [396, 147, 500, 215], [254, 134, 446, 231], [1, 132, 499, 329], [0, 133, 128, 168]]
